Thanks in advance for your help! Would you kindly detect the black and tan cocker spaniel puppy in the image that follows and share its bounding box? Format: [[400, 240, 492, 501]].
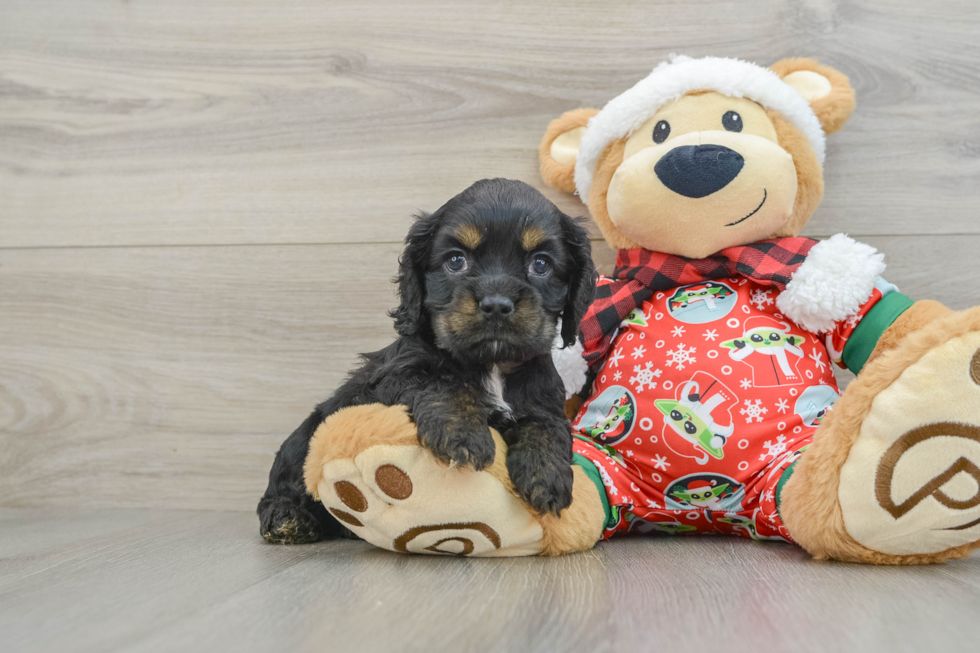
[[258, 178, 596, 544]]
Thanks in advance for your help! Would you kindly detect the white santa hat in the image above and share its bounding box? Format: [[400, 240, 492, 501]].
[[574, 55, 826, 199]]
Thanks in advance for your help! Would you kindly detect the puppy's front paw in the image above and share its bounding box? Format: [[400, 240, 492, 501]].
[[415, 407, 495, 470], [507, 448, 574, 516]]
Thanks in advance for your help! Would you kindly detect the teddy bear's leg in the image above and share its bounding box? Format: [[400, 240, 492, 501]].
[[780, 303, 980, 564], [304, 404, 606, 556]]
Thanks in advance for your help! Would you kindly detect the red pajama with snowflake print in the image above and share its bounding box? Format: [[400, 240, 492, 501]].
[[571, 276, 885, 542]]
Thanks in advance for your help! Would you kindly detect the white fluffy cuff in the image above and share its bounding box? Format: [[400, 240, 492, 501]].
[[776, 234, 886, 334], [551, 336, 589, 400]]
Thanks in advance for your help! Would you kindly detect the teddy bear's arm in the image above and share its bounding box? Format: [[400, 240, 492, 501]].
[[551, 276, 623, 401], [551, 334, 589, 400], [776, 234, 886, 334], [775, 235, 933, 374]]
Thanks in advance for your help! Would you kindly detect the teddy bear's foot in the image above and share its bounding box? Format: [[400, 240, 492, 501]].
[[782, 306, 980, 563], [303, 404, 604, 557]]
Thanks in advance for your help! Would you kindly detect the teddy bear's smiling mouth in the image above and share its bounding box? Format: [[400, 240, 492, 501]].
[[725, 188, 767, 227]]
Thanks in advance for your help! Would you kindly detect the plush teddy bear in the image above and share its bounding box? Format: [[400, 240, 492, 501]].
[[305, 55, 980, 563]]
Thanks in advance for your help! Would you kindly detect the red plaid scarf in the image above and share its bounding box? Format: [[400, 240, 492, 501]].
[[580, 237, 818, 365]]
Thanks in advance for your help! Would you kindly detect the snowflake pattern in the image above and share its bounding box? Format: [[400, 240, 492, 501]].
[[809, 349, 827, 372], [759, 434, 788, 461], [607, 347, 625, 368], [749, 288, 774, 311], [595, 461, 618, 496], [569, 275, 868, 541], [665, 343, 696, 370], [630, 362, 663, 392], [845, 313, 863, 329], [740, 399, 768, 423]]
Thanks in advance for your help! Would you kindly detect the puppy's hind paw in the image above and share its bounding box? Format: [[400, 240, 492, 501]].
[[258, 497, 324, 545]]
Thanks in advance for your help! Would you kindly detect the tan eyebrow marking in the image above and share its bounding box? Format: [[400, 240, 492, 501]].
[[521, 226, 546, 251], [454, 224, 482, 249]]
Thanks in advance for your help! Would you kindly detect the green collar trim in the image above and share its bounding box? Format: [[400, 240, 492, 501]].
[[572, 453, 613, 529], [775, 459, 798, 514], [842, 292, 914, 374]]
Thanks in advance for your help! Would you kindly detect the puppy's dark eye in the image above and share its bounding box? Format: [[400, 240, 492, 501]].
[[528, 256, 551, 276], [653, 120, 671, 144], [722, 111, 742, 132], [445, 254, 468, 273]]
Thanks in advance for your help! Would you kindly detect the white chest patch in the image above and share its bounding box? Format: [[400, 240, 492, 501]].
[[484, 365, 512, 417]]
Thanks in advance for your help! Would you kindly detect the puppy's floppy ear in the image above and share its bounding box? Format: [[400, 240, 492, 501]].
[[558, 213, 597, 348], [390, 210, 442, 337], [539, 108, 599, 194]]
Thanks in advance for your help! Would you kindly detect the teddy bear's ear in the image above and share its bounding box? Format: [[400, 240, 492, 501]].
[[770, 58, 856, 135], [539, 108, 599, 193]]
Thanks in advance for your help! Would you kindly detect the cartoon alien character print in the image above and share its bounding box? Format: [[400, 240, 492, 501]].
[[574, 386, 637, 446], [654, 371, 737, 464], [715, 513, 762, 539], [717, 510, 792, 542], [721, 315, 806, 387], [667, 281, 737, 324], [620, 307, 649, 328], [626, 512, 698, 535], [794, 385, 840, 427], [666, 472, 746, 512]]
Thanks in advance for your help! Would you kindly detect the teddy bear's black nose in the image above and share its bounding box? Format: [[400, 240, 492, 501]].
[[654, 144, 744, 198]]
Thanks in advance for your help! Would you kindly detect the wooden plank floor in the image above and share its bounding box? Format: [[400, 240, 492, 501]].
[[3, 1, 980, 650], [3, 508, 980, 653], [2, 0, 980, 512]]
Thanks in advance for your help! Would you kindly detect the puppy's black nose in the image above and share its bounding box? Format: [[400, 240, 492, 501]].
[[479, 295, 514, 318], [654, 144, 744, 198]]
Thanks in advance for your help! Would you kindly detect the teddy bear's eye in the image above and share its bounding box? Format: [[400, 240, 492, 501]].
[[722, 111, 743, 132], [653, 120, 671, 143]]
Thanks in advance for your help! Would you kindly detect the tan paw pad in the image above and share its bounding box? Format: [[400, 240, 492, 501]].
[[316, 443, 545, 557]]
